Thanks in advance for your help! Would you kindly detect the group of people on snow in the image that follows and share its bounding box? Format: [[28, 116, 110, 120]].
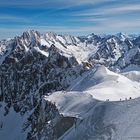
[[106, 97, 132, 102]]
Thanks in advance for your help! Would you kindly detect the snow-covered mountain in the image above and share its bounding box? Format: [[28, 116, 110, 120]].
[[1, 30, 140, 140]]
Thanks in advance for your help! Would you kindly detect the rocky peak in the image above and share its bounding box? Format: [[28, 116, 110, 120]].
[[45, 32, 57, 41], [22, 30, 41, 40], [47, 44, 78, 68], [79, 33, 101, 45], [21, 30, 41, 47], [116, 32, 128, 41], [63, 35, 80, 45], [133, 35, 140, 47]]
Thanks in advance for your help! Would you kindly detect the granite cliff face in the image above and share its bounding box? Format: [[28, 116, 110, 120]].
[[0, 30, 85, 140]]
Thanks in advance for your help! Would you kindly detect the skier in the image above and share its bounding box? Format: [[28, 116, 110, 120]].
[[0, 121, 3, 129], [74, 118, 77, 129]]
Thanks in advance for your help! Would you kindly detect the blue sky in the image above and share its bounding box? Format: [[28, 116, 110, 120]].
[[0, 0, 140, 39]]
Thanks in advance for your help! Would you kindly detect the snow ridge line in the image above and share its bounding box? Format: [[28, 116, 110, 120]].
[[67, 67, 97, 92]]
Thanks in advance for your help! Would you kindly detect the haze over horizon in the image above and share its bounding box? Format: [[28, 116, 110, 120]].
[[0, 0, 140, 39]]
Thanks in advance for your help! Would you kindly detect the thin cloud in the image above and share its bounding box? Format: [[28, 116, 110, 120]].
[[1, 18, 140, 35], [102, 19, 140, 28], [0, 0, 48, 6], [76, 3, 140, 16], [0, 0, 140, 39], [0, 0, 116, 8], [0, 15, 27, 20]]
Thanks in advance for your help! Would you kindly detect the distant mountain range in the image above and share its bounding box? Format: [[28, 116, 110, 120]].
[[1, 30, 140, 140]]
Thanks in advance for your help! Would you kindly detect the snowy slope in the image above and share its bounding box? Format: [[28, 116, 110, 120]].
[[45, 65, 140, 139], [41, 33, 98, 63], [44, 92, 97, 119], [122, 70, 140, 82], [0, 103, 27, 140], [44, 65, 140, 139], [45, 89, 140, 140], [66, 65, 140, 101], [58, 97, 140, 140]]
